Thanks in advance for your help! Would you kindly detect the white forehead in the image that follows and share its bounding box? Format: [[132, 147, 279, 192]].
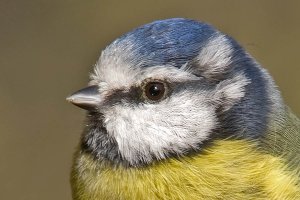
[[90, 34, 233, 90], [90, 56, 199, 91]]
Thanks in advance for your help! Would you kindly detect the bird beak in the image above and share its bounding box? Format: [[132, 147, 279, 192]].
[[66, 85, 101, 110]]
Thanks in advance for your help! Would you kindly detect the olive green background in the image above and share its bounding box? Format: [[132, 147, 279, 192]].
[[1, 0, 299, 199]]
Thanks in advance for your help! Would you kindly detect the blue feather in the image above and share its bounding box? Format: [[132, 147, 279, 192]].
[[111, 18, 217, 68]]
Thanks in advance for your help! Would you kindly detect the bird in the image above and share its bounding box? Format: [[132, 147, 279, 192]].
[[67, 18, 300, 199]]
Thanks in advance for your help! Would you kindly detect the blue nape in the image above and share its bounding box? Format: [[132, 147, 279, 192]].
[[112, 18, 218, 68]]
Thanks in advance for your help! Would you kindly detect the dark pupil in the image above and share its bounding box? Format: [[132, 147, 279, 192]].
[[145, 82, 165, 101], [149, 84, 161, 96]]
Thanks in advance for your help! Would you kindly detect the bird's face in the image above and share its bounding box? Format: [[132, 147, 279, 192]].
[[68, 19, 255, 167], [90, 64, 219, 166]]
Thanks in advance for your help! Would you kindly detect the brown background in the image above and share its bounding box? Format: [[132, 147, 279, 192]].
[[1, 0, 299, 199]]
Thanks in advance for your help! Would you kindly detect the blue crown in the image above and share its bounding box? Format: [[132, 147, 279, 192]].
[[108, 18, 218, 68]]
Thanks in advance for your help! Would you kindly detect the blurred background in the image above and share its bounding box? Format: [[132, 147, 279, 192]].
[[0, 0, 299, 199]]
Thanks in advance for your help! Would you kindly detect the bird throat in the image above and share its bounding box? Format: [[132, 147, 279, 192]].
[[71, 139, 300, 200]]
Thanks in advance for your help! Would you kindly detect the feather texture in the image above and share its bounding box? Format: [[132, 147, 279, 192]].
[[69, 18, 300, 199], [72, 139, 300, 200]]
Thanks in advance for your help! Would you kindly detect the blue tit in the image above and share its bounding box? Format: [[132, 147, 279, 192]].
[[67, 18, 300, 199]]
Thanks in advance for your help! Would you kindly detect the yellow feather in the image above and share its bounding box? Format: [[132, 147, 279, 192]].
[[71, 140, 300, 200]]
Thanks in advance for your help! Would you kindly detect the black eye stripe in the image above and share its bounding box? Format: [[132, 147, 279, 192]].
[[100, 79, 208, 107], [101, 87, 141, 106]]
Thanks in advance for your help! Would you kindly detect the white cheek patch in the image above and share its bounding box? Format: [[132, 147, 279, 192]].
[[103, 91, 217, 166]]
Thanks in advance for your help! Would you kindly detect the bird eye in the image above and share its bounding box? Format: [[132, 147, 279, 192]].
[[144, 81, 166, 101]]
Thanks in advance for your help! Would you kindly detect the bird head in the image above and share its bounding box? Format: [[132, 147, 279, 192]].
[[67, 18, 283, 167]]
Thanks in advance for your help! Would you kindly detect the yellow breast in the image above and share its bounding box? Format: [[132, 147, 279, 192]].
[[71, 140, 300, 200]]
